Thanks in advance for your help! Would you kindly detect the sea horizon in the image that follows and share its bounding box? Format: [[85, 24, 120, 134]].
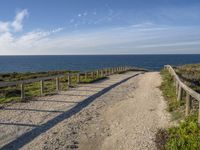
[[0, 54, 200, 73]]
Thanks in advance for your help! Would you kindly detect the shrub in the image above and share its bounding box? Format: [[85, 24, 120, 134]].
[[165, 114, 200, 150]]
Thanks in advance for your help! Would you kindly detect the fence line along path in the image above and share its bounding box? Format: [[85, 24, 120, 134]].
[[164, 65, 200, 125], [0, 66, 136, 101]]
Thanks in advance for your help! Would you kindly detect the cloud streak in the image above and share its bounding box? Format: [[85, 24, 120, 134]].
[[1, 24, 200, 55], [0, 9, 28, 34], [11, 9, 28, 32], [0, 10, 200, 55]]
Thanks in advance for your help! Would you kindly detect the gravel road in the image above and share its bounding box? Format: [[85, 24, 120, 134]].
[[0, 72, 170, 150]]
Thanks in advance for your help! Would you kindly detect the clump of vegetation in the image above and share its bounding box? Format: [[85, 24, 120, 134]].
[[80, 76, 107, 83], [165, 114, 200, 150], [159, 66, 200, 150], [175, 64, 200, 93], [160, 69, 180, 112]]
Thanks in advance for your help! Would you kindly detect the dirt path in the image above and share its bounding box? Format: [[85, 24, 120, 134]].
[[0, 72, 170, 150], [0, 71, 140, 149]]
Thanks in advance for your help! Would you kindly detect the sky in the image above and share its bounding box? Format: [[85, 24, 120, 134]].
[[0, 0, 200, 55]]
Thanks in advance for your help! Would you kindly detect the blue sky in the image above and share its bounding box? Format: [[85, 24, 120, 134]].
[[0, 0, 200, 55]]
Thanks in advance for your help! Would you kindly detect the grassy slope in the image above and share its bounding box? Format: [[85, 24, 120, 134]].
[[0, 70, 106, 103], [160, 67, 200, 150], [175, 64, 200, 93]]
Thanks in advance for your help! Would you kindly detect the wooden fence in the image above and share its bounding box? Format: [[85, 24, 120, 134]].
[[164, 65, 200, 124], [0, 66, 133, 100]]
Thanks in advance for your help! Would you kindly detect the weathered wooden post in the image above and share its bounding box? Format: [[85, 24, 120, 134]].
[[185, 93, 191, 116], [56, 77, 60, 91], [77, 73, 80, 84], [96, 70, 99, 78], [91, 72, 94, 79], [198, 102, 200, 125], [40, 80, 44, 95], [68, 74, 71, 87], [85, 72, 87, 80], [177, 86, 182, 101], [21, 83, 25, 100], [101, 70, 104, 77]]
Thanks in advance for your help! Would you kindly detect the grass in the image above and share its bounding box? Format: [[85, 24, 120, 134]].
[[0, 70, 113, 103], [159, 67, 200, 150], [175, 64, 200, 93], [165, 114, 200, 150], [160, 69, 181, 113]]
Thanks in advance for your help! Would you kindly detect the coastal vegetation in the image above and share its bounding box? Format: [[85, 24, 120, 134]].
[[0, 70, 107, 103], [175, 64, 200, 93], [160, 64, 200, 150]]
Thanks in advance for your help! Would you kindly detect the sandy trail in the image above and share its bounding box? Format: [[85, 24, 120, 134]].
[[0, 72, 140, 150], [0, 72, 169, 150]]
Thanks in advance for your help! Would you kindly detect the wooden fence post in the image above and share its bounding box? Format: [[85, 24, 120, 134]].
[[96, 70, 99, 78], [198, 102, 200, 125], [56, 77, 60, 91], [185, 93, 191, 116], [21, 83, 25, 100], [77, 73, 80, 84], [101, 70, 104, 77], [91, 72, 94, 79], [40, 80, 44, 95], [177, 86, 182, 101], [68, 74, 71, 87]]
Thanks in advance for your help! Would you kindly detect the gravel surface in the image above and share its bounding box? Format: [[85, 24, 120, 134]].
[[0, 71, 140, 150], [0, 72, 170, 150]]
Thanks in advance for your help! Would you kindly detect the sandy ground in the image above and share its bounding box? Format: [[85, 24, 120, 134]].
[[0, 72, 139, 149], [0, 72, 170, 150]]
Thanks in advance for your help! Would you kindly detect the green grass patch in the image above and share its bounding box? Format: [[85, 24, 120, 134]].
[[80, 76, 107, 83], [0, 71, 109, 103], [160, 69, 180, 112], [159, 67, 200, 150], [175, 63, 200, 93], [165, 114, 200, 150]]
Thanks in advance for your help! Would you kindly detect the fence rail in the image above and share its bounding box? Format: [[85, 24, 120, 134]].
[[164, 65, 200, 125], [0, 66, 136, 100]]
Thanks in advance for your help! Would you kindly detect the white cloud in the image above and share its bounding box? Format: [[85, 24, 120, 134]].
[[1, 23, 200, 55], [11, 9, 28, 32], [0, 9, 28, 34], [0, 21, 10, 33], [0, 9, 200, 55]]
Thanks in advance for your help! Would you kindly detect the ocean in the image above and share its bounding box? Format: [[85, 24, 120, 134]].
[[0, 55, 200, 73]]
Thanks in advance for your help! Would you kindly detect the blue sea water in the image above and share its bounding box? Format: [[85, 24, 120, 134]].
[[0, 55, 200, 73]]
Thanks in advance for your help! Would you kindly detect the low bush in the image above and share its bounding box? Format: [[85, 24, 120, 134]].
[[160, 67, 200, 150], [165, 114, 200, 150]]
